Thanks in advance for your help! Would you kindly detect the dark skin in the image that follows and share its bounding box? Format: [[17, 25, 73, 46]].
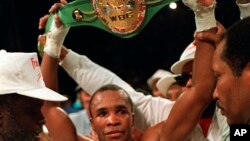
[[156, 0, 228, 140], [38, 0, 229, 140], [40, 36, 83, 140], [0, 94, 44, 141], [39, 1, 99, 141], [158, 30, 217, 141], [89, 90, 134, 141], [196, 19, 250, 124], [142, 40, 216, 141], [157, 21, 225, 141], [141, 121, 163, 141], [39, 1, 86, 141], [10, 96, 44, 132], [39, 2, 143, 140]]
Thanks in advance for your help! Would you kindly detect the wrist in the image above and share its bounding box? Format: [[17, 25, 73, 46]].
[[44, 40, 62, 58], [236, 2, 250, 19], [193, 2, 217, 32], [237, 0, 250, 4], [194, 9, 216, 32]]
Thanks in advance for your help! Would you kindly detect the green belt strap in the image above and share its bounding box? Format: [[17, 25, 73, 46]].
[[46, 0, 178, 38]]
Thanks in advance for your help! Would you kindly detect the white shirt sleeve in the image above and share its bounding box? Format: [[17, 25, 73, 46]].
[[60, 50, 175, 131]]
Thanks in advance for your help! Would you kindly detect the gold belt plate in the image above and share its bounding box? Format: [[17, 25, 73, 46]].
[[92, 0, 146, 35]]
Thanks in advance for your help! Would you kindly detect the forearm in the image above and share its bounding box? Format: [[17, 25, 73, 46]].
[[42, 104, 78, 141], [60, 50, 176, 131], [193, 31, 216, 102], [40, 51, 76, 140], [159, 89, 200, 141], [60, 49, 135, 95], [160, 30, 216, 141], [41, 53, 60, 92]]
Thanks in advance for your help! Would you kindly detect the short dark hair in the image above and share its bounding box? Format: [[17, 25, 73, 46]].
[[88, 84, 134, 117], [222, 17, 250, 76]]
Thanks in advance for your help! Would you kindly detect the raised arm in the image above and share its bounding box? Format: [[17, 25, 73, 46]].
[[159, 0, 219, 140], [40, 0, 175, 134], [39, 1, 85, 141], [159, 30, 217, 141], [59, 43, 175, 132]]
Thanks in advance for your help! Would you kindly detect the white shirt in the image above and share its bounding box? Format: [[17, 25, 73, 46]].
[[60, 50, 174, 132], [60, 50, 229, 140], [190, 108, 229, 141]]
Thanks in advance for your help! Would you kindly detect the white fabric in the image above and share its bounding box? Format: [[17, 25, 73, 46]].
[[60, 50, 229, 140], [237, 2, 250, 19], [44, 19, 69, 58], [182, 0, 217, 32], [190, 107, 229, 141], [171, 42, 196, 74], [156, 74, 177, 96], [60, 50, 174, 132], [216, 108, 230, 141], [147, 69, 171, 88], [0, 50, 67, 101]]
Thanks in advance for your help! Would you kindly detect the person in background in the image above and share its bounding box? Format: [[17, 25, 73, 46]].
[[37, 0, 230, 141], [156, 73, 183, 101], [39, 1, 175, 134], [195, 0, 250, 125], [142, 40, 227, 141], [61, 93, 81, 114], [171, 42, 225, 141], [147, 69, 172, 97], [159, 0, 250, 140], [158, 0, 220, 139], [69, 86, 92, 136], [0, 50, 68, 141]]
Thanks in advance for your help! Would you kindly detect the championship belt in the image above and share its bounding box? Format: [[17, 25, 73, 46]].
[[45, 0, 178, 38]]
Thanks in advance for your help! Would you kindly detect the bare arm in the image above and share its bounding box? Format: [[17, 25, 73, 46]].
[[41, 40, 94, 141], [159, 28, 217, 141], [158, 0, 220, 139], [41, 48, 79, 141], [39, 1, 80, 140], [141, 121, 164, 141]]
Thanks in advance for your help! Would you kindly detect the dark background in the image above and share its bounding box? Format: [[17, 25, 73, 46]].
[[0, 0, 240, 98]]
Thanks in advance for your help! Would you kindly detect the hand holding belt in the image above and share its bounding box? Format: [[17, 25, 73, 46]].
[[45, 0, 178, 38]]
